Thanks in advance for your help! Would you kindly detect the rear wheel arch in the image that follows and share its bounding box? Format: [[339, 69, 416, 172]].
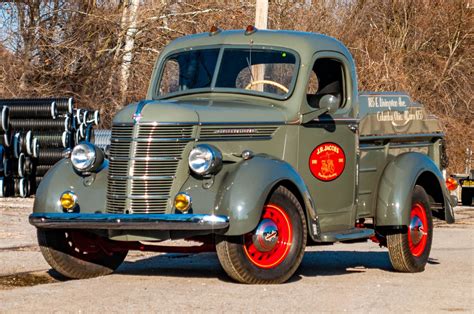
[[415, 170, 445, 219], [376, 152, 453, 226]]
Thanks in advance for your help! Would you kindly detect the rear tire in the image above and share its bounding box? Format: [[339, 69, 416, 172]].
[[216, 186, 307, 284], [461, 188, 472, 206], [387, 185, 433, 272], [38, 229, 128, 279]]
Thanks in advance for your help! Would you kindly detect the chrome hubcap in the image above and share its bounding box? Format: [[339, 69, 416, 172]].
[[409, 216, 425, 245], [252, 219, 279, 252]]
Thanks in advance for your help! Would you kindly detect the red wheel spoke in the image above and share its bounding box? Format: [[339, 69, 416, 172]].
[[408, 203, 429, 257], [243, 204, 293, 269]]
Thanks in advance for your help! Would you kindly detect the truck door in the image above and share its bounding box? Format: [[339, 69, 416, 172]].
[[298, 54, 358, 233]]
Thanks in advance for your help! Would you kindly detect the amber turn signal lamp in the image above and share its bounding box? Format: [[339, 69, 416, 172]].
[[445, 177, 458, 191], [209, 25, 221, 36], [245, 25, 257, 35], [60, 191, 77, 210], [174, 193, 191, 213]]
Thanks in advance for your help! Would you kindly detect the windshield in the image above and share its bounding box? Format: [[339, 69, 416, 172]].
[[156, 47, 298, 99]]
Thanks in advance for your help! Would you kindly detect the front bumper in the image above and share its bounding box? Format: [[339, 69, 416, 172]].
[[29, 213, 229, 231]]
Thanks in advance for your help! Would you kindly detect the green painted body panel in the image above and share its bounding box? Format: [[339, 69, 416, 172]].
[[33, 29, 454, 243], [297, 119, 357, 233], [33, 159, 108, 214], [376, 152, 454, 226], [180, 155, 317, 236]]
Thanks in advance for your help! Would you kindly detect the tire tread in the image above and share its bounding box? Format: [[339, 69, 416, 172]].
[[387, 185, 433, 273], [38, 229, 127, 279], [216, 185, 307, 284]]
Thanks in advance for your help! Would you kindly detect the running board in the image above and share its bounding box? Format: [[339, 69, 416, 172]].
[[319, 228, 374, 242]]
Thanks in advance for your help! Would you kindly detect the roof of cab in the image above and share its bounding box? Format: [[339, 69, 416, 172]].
[[161, 29, 352, 61]]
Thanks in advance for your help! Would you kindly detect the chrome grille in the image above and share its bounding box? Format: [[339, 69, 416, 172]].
[[106, 123, 194, 214], [134, 142, 188, 158], [111, 125, 134, 138], [131, 160, 178, 177]]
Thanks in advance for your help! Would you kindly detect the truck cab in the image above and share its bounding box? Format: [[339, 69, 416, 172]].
[[30, 28, 455, 284]]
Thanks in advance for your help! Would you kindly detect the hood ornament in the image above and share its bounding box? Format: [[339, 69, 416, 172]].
[[132, 113, 142, 124]]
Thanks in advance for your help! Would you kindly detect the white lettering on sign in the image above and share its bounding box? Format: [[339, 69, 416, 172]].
[[316, 143, 340, 155], [376, 109, 424, 123], [368, 96, 407, 109]]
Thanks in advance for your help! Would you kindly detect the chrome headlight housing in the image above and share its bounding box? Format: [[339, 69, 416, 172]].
[[188, 144, 222, 176], [71, 142, 104, 173]]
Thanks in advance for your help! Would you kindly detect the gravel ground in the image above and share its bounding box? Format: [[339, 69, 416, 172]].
[[0, 198, 473, 312]]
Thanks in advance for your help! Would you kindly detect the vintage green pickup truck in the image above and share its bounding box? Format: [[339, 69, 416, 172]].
[[30, 27, 455, 284]]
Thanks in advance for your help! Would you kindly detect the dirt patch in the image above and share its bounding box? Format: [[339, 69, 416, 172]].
[[0, 271, 58, 290]]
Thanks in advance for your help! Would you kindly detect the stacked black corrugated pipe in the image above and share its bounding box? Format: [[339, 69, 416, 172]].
[[91, 129, 111, 156], [0, 98, 100, 198]]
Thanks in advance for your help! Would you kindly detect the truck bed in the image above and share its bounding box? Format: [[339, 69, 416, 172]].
[[356, 92, 444, 218]]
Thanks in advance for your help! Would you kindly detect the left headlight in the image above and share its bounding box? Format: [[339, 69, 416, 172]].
[[71, 142, 104, 173], [188, 144, 222, 176]]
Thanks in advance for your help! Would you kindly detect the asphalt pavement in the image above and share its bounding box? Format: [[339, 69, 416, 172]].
[[0, 199, 473, 312]]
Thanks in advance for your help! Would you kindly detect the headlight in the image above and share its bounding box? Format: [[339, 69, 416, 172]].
[[71, 142, 104, 173], [188, 144, 222, 176]]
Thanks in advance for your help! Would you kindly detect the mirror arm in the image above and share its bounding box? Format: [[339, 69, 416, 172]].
[[301, 108, 328, 124]]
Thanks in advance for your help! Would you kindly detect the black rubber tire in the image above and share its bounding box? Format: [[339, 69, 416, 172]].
[[387, 185, 433, 272], [37, 229, 128, 279], [216, 186, 307, 284], [461, 188, 472, 206]]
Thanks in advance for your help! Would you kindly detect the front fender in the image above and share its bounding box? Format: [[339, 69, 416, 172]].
[[33, 159, 108, 214], [214, 155, 318, 237], [376, 152, 454, 227]]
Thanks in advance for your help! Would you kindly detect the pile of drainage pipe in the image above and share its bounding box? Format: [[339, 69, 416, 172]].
[[92, 129, 111, 153], [0, 98, 100, 198]]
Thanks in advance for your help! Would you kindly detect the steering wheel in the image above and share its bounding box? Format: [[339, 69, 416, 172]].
[[245, 80, 289, 93]]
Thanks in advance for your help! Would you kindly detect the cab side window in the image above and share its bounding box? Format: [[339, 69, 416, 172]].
[[306, 58, 344, 109]]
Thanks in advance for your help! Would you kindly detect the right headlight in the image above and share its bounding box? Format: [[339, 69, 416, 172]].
[[188, 144, 222, 176], [71, 142, 104, 173]]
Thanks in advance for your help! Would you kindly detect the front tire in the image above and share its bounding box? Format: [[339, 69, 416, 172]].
[[38, 229, 128, 279], [387, 185, 433, 272], [216, 186, 307, 284]]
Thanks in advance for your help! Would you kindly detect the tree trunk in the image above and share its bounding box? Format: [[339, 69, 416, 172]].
[[119, 0, 140, 105], [252, 0, 268, 91]]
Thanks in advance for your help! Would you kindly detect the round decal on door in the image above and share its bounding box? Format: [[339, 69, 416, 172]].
[[309, 143, 346, 181]]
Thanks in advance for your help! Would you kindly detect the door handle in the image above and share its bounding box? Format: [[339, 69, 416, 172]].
[[348, 124, 358, 133]]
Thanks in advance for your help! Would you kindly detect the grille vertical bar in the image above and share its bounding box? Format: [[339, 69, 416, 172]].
[[106, 123, 194, 214]]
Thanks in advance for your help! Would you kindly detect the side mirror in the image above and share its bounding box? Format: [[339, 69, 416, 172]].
[[319, 94, 339, 114], [301, 94, 341, 124]]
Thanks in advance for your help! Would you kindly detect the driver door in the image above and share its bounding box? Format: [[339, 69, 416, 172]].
[[298, 53, 358, 233]]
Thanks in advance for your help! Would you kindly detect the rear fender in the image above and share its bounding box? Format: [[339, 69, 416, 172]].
[[376, 152, 454, 227], [215, 155, 320, 239]]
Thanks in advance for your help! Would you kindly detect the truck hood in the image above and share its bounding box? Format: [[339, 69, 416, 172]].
[[113, 98, 287, 124]]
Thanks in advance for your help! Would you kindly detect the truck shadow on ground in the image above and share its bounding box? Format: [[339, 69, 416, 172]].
[[115, 250, 440, 283]]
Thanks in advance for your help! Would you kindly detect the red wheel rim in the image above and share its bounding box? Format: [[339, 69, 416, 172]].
[[243, 204, 293, 269], [65, 231, 109, 259], [408, 203, 428, 257]]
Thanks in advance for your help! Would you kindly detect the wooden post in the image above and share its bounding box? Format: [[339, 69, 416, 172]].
[[252, 0, 268, 91], [255, 0, 268, 29]]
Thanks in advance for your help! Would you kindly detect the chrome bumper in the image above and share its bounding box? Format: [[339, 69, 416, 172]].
[[29, 213, 229, 231]]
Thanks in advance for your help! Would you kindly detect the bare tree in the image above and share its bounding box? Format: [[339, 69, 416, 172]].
[[119, 0, 140, 105], [0, 0, 471, 172]]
